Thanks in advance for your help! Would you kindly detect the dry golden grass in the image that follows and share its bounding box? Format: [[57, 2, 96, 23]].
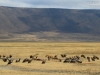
[[0, 42, 100, 75]]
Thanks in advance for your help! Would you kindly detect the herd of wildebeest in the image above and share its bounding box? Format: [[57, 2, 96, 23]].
[[0, 54, 99, 65]]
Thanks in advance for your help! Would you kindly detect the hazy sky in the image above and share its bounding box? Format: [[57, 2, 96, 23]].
[[0, 0, 100, 9]]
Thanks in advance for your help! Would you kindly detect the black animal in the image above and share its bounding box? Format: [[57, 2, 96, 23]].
[[7, 58, 13, 65], [30, 55, 33, 58], [0, 55, 1, 58], [9, 55, 12, 58], [76, 60, 82, 63], [2, 57, 8, 62], [16, 58, 21, 63], [81, 54, 86, 58], [70, 59, 76, 63], [91, 57, 95, 61], [87, 57, 90, 62], [93, 55, 99, 60], [63, 58, 70, 63], [53, 55, 58, 60], [61, 54, 66, 58], [22, 58, 29, 63], [41, 60, 46, 64], [28, 59, 33, 63]]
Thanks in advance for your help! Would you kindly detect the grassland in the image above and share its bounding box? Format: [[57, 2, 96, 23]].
[[0, 42, 100, 75]]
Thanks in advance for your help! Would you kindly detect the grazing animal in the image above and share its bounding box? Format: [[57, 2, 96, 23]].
[[7, 59, 13, 65], [75, 56, 80, 60], [61, 54, 66, 58], [93, 55, 99, 60], [81, 54, 86, 58], [0, 55, 1, 59], [45, 55, 53, 61], [63, 58, 70, 63], [91, 57, 95, 61], [63, 55, 82, 64], [16, 58, 21, 63], [76, 60, 82, 63], [9, 55, 12, 58], [30, 55, 33, 58], [70, 59, 76, 63], [2, 57, 8, 62], [54, 55, 57, 58], [53, 55, 58, 60], [41, 60, 46, 64], [22, 58, 29, 63], [28, 59, 33, 63], [87, 57, 90, 62], [3, 55, 5, 57]]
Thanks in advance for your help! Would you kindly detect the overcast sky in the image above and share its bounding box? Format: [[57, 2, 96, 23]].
[[0, 0, 100, 9]]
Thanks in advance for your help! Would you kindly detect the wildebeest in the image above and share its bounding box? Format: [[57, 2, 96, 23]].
[[87, 57, 90, 62], [91, 57, 95, 61], [22, 58, 33, 63], [63, 55, 82, 64], [30, 55, 33, 58], [63, 58, 70, 63], [0, 55, 1, 58], [28, 59, 33, 63], [2, 57, 8, 62], [76, 60, 82, 63], [22, 58, 29, 63], [61, 54, 66, 58], [53, 55, 58, 60], [3, 55, 5, 57], [9, 55, 12, 58], [15, 58, 21, 63], [70, 59, 77, 63], [7, 58, 13, 65], [81, 54, 86, 58], [93, 55, 99, 60], [41, 60, 46, 64]]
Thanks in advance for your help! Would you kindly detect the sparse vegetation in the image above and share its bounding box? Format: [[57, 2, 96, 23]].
[[0, 42, 100, 75]]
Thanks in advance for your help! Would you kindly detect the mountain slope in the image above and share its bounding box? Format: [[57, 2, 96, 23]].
[[0, 6, 100, 41], [0, 6, 100, 34]]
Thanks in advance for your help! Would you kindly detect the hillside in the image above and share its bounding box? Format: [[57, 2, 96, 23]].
[[0, 6, 100, 41]]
